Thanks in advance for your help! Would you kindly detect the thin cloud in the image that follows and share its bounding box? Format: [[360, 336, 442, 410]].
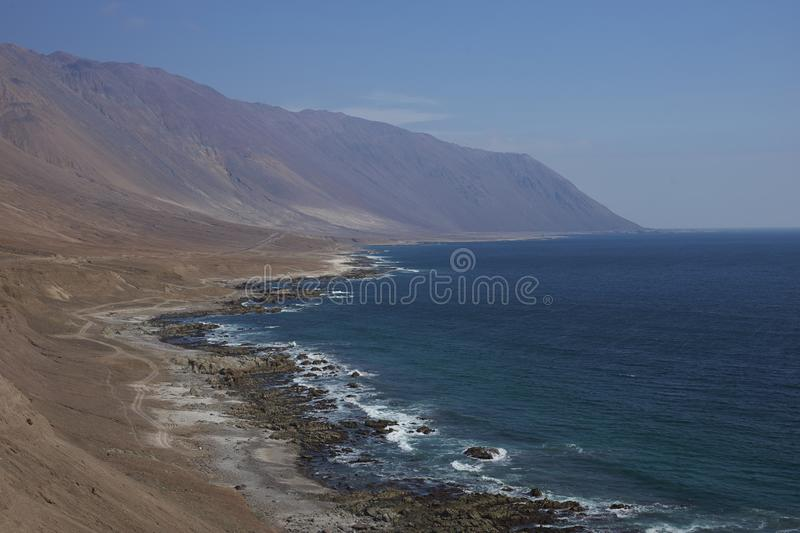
[[281, 103, 310, 112], [100, 1, 122, 15], [124, 16, 147, 29], [287, 91, 448, 125], [100, 2, 146, 30], [184, 20, 202, 32], [365, 91, 438, 106], [424, 130, 594, 157], [338, 106, 450, 125]]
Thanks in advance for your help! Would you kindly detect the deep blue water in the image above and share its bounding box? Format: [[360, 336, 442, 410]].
[[207, 231, 800, 532]]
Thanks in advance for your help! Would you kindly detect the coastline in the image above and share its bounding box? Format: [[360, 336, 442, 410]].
[[77, 253, 368, 532], [0, 247, 343, 532], [139, 253, 586, 532], [128, 321, 362, 532], [7, 235, 797, 531], [1, 233, 584, 531]]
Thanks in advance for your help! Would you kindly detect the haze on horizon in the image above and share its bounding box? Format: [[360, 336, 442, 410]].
[[2, 0, 798, 230]]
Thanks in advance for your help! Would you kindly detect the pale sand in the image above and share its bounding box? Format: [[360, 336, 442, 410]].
[[0, 231, 362, 532], [84, 265, 377, 532]]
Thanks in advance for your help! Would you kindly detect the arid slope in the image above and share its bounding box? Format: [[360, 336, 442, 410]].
[[0, 227, 345, 531], [0, 43, 637, 237]]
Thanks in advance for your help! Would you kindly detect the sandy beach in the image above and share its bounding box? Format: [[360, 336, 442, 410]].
[[89, 293, 371, 532], [0, 231, 356, 532]]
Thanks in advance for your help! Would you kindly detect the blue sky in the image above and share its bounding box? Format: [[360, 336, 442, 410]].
[[2, 0, 798, 228]]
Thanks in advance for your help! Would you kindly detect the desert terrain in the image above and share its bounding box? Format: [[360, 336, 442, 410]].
[[0, 217, 361, 531]]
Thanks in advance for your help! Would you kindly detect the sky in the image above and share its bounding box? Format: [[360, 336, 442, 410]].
[[2, 0, 798, 229]]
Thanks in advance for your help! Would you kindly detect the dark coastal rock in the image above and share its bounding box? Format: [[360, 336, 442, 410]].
[[340, 420, 360, 429], [346, 382, 360, 389], [159, 322, 219, 343], [230, 282, 325, 306], [350, 371, 361, 377], [313, 399, 338, 411], [297, 353, 309, 360], [539, 498, 584, 512], [529, 487, 543, 498], [335, 489, 583, 532], [415, 425, 434, 435], [609, 502, 631, 510], [464, 446, 500, 460], [349, 454, 378, 464], [322, 364, 337, 371], [269, 429, 298, 440], [364, 419, 397, 431]]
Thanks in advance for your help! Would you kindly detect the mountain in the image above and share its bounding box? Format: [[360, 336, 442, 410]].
[[0, 43, 637, 242]]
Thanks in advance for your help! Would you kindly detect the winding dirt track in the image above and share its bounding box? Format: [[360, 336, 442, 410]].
[[52, 297, 176, 449]]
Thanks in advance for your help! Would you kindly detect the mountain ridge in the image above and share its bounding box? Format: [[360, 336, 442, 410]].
[[0, 43, 638, 240]]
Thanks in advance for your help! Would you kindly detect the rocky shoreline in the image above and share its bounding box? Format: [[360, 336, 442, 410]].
[[149, 263, 588, 532]]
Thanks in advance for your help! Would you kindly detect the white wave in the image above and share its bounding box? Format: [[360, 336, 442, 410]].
[[549, 495, 685, 519], [603, 501, 684, 519], [643, 523, 744, 533], [489, 447, 508, 461], [202, 322, 230, 333], [451, 460, 483, 472], [566, 443, 585, 454], [261, 341, 294, 350], [364, 254, 397, 264], [462, 446, 508, 462], [479, 475, 507, 486], [324, 290, 353, 299], [351, 401, 428, 452], [343, 368, 376, 378]]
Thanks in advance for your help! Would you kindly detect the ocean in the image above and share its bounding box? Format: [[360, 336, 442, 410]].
[[204, 231, 800, 532]]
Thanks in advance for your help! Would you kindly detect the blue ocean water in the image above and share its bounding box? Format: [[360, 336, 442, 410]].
[[208, 231, 800, 532]]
